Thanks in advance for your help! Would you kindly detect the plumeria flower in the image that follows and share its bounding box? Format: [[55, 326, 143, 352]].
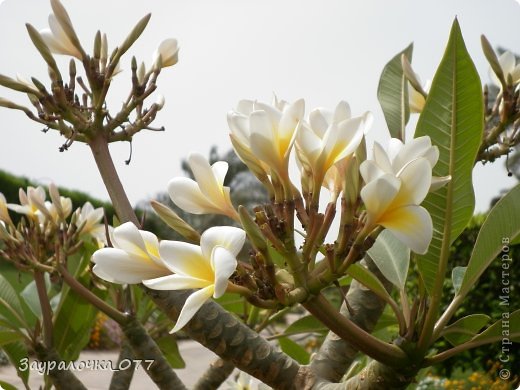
[[39, 0, 83, 60], [296, 101, 371, 185], [91, 222, 171, 284], [75, 202, 108, 243], [489, 50, 520, 88], [152, 38, 179, 70], [143, 226, 246, 333], [227, 97, 305, 180], [7, 186, 47, 220], [168, 153, 239, 220], [0, 193, 12, 224], [360, 159, 433, 254], [408, 79, 431, 113], [361, 136, 450, 192]]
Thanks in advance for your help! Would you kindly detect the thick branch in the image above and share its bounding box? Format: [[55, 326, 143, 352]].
[[146, 288, 303, 390], [109, 342, 136, 390], [34, 343, 87, 390], [193, 358, 235, 390], [88, 134, 139, 226], [310, 258, 393, 382], [121, 317, 187, 390]]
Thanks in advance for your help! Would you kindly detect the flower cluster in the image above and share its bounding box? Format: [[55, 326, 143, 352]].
[[92, 223, 245, 332], [90, 95, 447, 332]]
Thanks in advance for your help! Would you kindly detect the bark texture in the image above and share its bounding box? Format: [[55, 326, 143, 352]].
[[147, 288, 302, 390]]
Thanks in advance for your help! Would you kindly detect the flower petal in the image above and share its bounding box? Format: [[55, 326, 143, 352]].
[[188, 153, 225, 202], [499, 51, 515, 76], [297, 122, 322, 166], [430, 175, 451, 192], [200, 226, 246, 259], [143, 274, 210, 290], [333, 100, 351, 123], [92, 248, 169, 284], [378, 205, 433, 254], [159, 240, 212, 280], [361, 174, 400, 223], [227, 112, 251, 147], [395, 157, 432, 205], [170, 286, 214, 333], [111, 222, 148, 258], [372, 142, 393, 174], [309, 108, 332, 137], [168, 177, 217, 214], [359, 160, 386, 184], [211, 247, 238, 298], [392, 136, 432, 172]]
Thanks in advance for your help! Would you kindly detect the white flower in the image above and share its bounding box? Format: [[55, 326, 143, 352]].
[[227, 97, 304, 180], [91, 222, 170, 284], [360, 161, 433, 254], [39, 0, 83, 59], [153, 38, 179, 70], [75, 202, 107, 243], [296, 101, 371, 183], [0, 193, 12, 224], [359, 137, 450, 254], [143, 226, 245, 333], [7, 186, 46, 220], [409, 80, 431, 113], [490, 51, 520, 87], [168, 153, 239, 220], [361, 136, 450, 192]]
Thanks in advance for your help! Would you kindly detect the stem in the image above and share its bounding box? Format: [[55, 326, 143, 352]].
[[425, 335, 505, 365], [303, 294, 409, 367], [58, 264, 129, 325], [432, 294, 463, 340], [88, 134, 139, 225], [34, 270, 53, 347], [310, 257, 393, 382]]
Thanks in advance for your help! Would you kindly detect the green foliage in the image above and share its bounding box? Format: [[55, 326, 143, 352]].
[[415, 20, 483, 294], [458, 184, 520, 298], [434, 216, 520, 376], [368, 230, 410, 290], [442, 314, 490, 346], [377, 43, 413, 141]]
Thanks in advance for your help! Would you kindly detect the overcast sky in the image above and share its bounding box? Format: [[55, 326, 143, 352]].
[[0, 0, 518, 212]]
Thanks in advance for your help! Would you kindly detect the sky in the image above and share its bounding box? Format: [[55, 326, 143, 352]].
[[0, 0, 518, 213]]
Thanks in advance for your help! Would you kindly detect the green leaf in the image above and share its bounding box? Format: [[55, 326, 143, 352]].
[[20, 273, 51, 318], [0, 380, 18, 390], [377, 43, 413, 141], [471, 310, 520, 344], [278, 337, 309, 364], [284, 315, 326, 335], [2, 341, 29, 385], [156, 335, 185, 369], [451, 266, 466, 295], [457, 184, 520, 298], [347, 263, 393, 306], [373, 306, 399, 332], [215, 293, 245, 315], [0, 274, 25, 329], [367, 230, 410, 290], [415, 19, 483, 294], [442, 314, 490, 346], [0, 330, 24, 345]]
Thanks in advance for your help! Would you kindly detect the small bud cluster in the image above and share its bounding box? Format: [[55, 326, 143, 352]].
[[0, 0, 178, 150]]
